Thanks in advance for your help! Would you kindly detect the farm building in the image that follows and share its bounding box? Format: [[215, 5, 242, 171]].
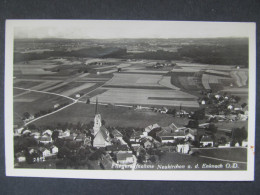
[[145, 123, 160, 133], [176, 144, 190, 154], [200, 135, 214, 147]]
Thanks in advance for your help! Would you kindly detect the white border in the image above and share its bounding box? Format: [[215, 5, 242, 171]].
[[5, 20, 256, 181]]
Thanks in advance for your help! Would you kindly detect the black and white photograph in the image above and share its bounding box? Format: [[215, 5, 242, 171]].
[[5, 20, 256, 181]]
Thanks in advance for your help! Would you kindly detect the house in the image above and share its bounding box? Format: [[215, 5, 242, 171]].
[[238, 114, 248, 121], [156, 125, 186, 143], [111, 129, 123, 139], [58, 129, 70, 138], [41, 148, 51, 158], [215, 94, 221, 99], [143, 140, 153, 149], [156, 123, 177, 138], [227, 105, 233, 110], [22, 129, 31, 135], [130, 141, 141, 147], [235, 142, 240, 147], [218, 142, 231, 148], [176, 144, 190, 154], [160, 137, 175, 143], [160, 107, 168, 114], [130, 130, 143, 142], [185, 133, 195, 141], [83, 136, 92, 146], [116, 153, 134, 165], [144, 123, 160, 133], [200, 135, 214, 147], [28, 147, 38, 155], [39, 135, 52, 144], [226, 115, 237, 121], [31, 132, 41, 139], [93, 126, 111, 148], [75, 133, 86, 142], [16, 152, 26, 163], [242, 139, 248, 147], [51, 146, 59, 154], [42, 129, 52, 136], [17, 156, 26, 163]]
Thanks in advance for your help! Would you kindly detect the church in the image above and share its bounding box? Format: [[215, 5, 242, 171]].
[[91, 98, 111, 148]]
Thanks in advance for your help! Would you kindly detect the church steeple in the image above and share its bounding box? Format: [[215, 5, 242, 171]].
[[95, 97, 98, 115], [93, 97, 101, 136]]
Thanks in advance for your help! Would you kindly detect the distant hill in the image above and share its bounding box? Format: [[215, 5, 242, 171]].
[[14, 38, 249, 66], [14, 47, 127, 63]]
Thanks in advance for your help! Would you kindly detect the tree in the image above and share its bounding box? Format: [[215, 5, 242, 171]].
[[206, 123, 218, 134], [52, 131, 59, 141], [186, 120, 199, 128], [232, 127, 247, 145], [191, 109, 205, 120], [23, 112, 30, 120], [54, 138, 64, 149], [57, 146, 71, 159]]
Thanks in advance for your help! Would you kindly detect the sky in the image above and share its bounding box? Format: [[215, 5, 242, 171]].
[[11, 20, 255, 39]]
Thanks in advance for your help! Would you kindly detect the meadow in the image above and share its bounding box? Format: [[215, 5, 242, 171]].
[[32, 103, 189, 129]]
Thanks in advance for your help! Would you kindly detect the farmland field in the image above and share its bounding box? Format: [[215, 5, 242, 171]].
[[193, 148, 247, 162], [13, 80, 42, 88], [90, 88, 199, 107], [32, 103, 190, 128]]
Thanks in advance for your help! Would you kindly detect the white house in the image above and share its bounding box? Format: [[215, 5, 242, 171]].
[[227, 105, 233, 110], [39, 135, 52, 144], [218, 142, 231, 148], [22, 130, 31, 135], [235, 142, 240, 147], [42, 129, 52, 136], [130, 130, 143, 142], [42, 149, 51, 158], [215, 94, 221, 99], [130, 141, 140, 147], [200, 136, 214, 147], [185, 133, 195, 141], [51, 146, 59, 154], [242, 140, 248, 147], [58, 130, 70, 138], [177, 144, 190, 154], [16, 152, 26, 163], [17, 156, 26, 163], [31, 132, 41, 139]]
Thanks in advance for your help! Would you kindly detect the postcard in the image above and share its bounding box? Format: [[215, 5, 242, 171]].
[[5, 20, 256, 180]]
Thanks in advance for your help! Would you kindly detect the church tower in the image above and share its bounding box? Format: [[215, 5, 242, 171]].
[[93, 97, 101, 136]]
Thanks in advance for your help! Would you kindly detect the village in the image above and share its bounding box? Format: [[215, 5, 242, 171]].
[[14, 88, 248, 170]]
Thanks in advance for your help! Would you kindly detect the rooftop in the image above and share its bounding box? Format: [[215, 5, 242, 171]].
[[117, 153, 133, 161]]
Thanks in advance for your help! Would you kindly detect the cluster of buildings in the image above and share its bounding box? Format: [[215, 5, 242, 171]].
[[198, 91, 248, 122], [14, 93, 248, 169], [153, 62, 176, 69]]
